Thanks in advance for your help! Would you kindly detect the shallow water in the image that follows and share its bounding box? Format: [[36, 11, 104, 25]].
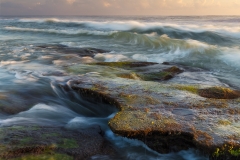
[[1, 15, 240, 159]]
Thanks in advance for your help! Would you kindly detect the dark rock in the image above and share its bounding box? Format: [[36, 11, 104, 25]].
[[37, 44, 109, 57], [117, 73, 142, 80], [89, 61, 158, 68], [162, 62, 170, 65], [198, 87, 240, 99], [140, 66, 183, 81], [0, 125, 118, 160], [163, 66, 184, 74], [42, 71, 67, 76]]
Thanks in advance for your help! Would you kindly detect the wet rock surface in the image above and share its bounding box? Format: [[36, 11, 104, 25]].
[[90, 62, 158, 68], [198, 87, 240, 99], [0, 125, 118, 160], [1, 57, 239, 159], [37, 44, 109, 58], [68, 60, 240, 160], [88, 62, 184, 81]]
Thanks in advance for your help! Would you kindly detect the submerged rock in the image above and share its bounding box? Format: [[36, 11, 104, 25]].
[[88, 62, 183, 82], [69, 75, 240, 160], [89, 61, 158, 68], [162, 62, 170, 65], [37, 44, 109, 57]]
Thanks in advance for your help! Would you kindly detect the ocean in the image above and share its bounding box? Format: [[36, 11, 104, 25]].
[[1, 15, 240, 159]]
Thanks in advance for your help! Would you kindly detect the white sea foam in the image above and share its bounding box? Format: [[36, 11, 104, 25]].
[[66, 117, 102, 129], [105, 130, 207, 160], [219, 48, 240, 69], [17, 18, 240, 37], [4, 26, 116, 36], [19, 18, 60, 23], [0, 60, 27, 67], [94, 53, 130, 62], [16, 103, 77, 122]]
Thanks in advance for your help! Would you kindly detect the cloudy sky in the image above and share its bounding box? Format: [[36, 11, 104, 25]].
[[0, 0, 240, 16]]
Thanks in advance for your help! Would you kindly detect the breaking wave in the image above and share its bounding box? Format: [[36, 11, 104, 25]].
[[17, 18, 240, 40], [4, 26, 116, 36]]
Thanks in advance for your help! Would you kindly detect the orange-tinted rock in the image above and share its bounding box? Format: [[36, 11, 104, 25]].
[[198, 87, 240, 99], [70, 76, 240, 160]]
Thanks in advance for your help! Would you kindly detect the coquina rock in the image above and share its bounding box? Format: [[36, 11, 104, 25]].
[[69, 73, 240, 160]]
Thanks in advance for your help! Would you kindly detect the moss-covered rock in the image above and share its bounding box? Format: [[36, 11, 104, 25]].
[[0, 125, 117, 160], [70, 76, 240, 160], [13, 153, 73, 160], [117, 72, 142, 80], [89, 61, 158, 68], [139, 66, 183, 81], [198, 87, 240, 99], [140, 71, 174, 81], [37, 44, 109, 57], [211, 144, 240, 160], [163, 66, 184, 74]]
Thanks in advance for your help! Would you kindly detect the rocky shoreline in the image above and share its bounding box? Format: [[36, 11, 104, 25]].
[[69, 61, 240, 160], [0, 45, 239, 159]]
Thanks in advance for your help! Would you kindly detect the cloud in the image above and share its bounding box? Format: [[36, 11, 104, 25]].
[[140, 0, 150, 8], [103, 1, 111, 7], [66, 0, 76, 4]]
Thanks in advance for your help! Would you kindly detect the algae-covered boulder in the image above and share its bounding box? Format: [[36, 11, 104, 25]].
[[198, 87, 240, 99], [88, 62, 184, 82], [136, 66, 183, 81], [69, 75, 240, 160], [0, 125, 117, 160], [37, 44, 109, 57]]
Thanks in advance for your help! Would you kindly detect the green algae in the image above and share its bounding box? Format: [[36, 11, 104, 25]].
[[118, 93, 160, 106], [12, 153, 73, 160], [218, 119, 232, 126], [0, 144, 57, 159], [213, 146, 240, 158], [19, 137, 33, 145], [42, 133, 60, 138], [59, 139, 79, 149], [140, 72, 173, 81], [109, 110, 181, 137], [163, 66, 183, 73], [67, 64, 120, 78], [229, 148, 240, 156], [236, 99, 240, 103], [117, 72, 142, 80], [174, 85, 199, 94]]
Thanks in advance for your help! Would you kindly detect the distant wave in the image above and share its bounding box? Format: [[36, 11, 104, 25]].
[[14, 18, 240, 47], [3, 26, 222, 53], [17, 18, 240, 38], [4, 26, 116, 36], [19, 18, 61, 23]]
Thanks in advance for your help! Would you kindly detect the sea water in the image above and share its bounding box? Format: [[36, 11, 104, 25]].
[[1, 15, 240, 159]]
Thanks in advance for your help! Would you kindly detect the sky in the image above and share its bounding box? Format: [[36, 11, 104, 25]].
[[0, 0, 240, 16]]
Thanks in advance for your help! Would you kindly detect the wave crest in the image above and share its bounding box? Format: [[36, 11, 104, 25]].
[[4, 26, 116, 36]]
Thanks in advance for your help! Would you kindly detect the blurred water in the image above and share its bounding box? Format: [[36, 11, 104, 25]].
[[1, 15, 239, 159]]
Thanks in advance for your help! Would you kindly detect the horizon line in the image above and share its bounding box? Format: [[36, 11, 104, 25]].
[[1, 14, 240, 17]]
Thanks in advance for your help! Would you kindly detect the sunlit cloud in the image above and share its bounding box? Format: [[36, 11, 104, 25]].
[[66, 0, 76, 5], [103, 1, 111, 7], [140, 0, 150, 8]]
